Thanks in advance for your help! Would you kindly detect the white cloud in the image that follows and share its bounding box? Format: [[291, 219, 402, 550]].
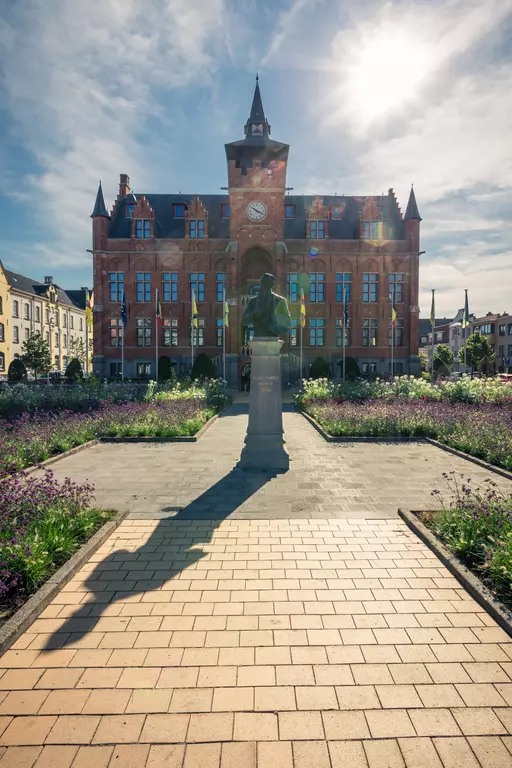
[[0, 0, 228, 272]]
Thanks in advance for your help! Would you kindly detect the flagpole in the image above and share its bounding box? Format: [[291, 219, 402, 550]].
[[223, 287, 226, 383], [390, 285, 394, 383], [463, 288, 468, 372], [342, 301, 346, 383], [431, 289, 435, 383], [155, 288, 159, 382], [85, 322, 89, 376], [191, 290, 195, 373], [121, 323, 125, 381]]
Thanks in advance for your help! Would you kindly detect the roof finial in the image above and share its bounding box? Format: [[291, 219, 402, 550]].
[[256, 72, 259, 82]]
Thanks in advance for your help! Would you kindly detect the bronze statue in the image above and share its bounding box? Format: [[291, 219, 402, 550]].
[[242, 273, 291, 338]]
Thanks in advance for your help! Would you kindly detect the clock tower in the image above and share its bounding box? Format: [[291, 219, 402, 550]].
[[225, 76, 290, 253]]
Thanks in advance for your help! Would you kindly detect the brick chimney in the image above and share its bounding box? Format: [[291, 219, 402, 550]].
[[119, 174, 130, 198]]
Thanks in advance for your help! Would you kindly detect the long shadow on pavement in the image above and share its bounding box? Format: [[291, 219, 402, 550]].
[[45, 467, 280, 650]]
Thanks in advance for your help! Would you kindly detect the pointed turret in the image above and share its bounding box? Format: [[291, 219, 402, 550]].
[[244, 75, 271, 139], [404, 184, 422, 221], [91, 181, 110, 218]]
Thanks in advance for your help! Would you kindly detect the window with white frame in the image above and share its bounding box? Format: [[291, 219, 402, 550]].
[[336, 273, 351, 303], [110, 318, 123, 347], [389, 273, 404, 303], [287, 273, 299, 303], [216, 273, 226, 303], [163, 319, 178, 347], [109, 272, 124, 302], [136, 318, 152, 346], [190, 318, 205, 347], [136, 272, 151, 302], [309, 318, 324, 346], [336, 318, 350, 346], [189, 220, 205, 239], [310, 220, 325, 239], [309, 273, 325, 303], [135, 219, 151, 239], [13, 326, 19, 343], [363, 273, 378, 303], [190, 273, 205, 303], [363, 318, 378, 346], [163, 272, 178, 302]]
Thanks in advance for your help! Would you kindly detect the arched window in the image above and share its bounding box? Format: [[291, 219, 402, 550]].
[[0, 296, 3, 314], [0, 322, 4, 341], [0, 352, 4, 371]]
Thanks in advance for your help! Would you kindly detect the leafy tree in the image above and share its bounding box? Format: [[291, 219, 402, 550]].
[[65, 358, 83, 383], [459, 333, 496, 375], [191, 352, 217, 380], [433, 344, 454, 377], [309, 357, 331, 379], [158, 356, 176, 382], [8, 358, 27, 385], [419, 350, 429, 373], [21, 332, 51, 379], [337, 356, 360, 381], [68, 337, 87, 366]]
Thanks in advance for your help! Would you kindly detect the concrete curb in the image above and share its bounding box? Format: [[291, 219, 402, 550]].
[[300, 409, 512, 481], [398, 508, 512, 639], [0, 509, 129, 654]]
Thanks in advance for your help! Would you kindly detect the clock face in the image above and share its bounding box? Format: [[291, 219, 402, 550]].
[[246, 201, 267, 221]]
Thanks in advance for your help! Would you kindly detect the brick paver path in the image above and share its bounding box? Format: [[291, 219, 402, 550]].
[[47, 405, 511, 519], [2, 408, 512, 766]]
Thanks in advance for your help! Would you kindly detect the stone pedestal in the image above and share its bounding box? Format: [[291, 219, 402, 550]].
[[238, 338, 289, 471]]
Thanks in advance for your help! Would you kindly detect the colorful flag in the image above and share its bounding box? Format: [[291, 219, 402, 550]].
[[430, 289, 435, 331], [300, 289, 306, 328], [85, 289, 93, 329], [462, 289, 469, 329], [391, 306, 397, 330], [121, 292, 127, 328], [344, 289, 349, 327], [156, 289, 163, 328], [224, 300, 229, 328], [192, 289, 198, 329]]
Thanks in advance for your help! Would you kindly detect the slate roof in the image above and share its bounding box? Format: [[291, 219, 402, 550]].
[[91, 182, 109, 218], [404, 186, 421, 220], [419, 318, 452, 337], [109, 193, 404, 241], [5, 270, 86, 309], [65, 288, 91, 311]]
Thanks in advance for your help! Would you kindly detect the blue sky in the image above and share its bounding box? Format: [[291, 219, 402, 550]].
[[0, 0, 511, 318]]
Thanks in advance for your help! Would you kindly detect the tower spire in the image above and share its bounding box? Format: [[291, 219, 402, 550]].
[[91, 181, 109, 218], [404, 184, 422, 221], [244, 75, 271, 139]]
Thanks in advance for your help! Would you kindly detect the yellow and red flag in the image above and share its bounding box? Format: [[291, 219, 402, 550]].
[[156, 289, 163, 328], [300, 289, 306, 328], [192, 289, 199, 329]]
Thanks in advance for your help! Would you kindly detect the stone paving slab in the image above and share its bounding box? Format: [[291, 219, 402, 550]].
[[1, 519, 512, 766], [45, 405, 511, 520]]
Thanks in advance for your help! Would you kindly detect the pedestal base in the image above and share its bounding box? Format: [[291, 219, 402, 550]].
[[237, 338, 290, 472]]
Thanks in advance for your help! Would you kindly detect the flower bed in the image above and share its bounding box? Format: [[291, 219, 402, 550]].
[[420, 473, 512, 609], [302, 398, 512, 471], [296, 375, 512, 407], [0, 470, 115, 617], [0, 399, 216, 477]]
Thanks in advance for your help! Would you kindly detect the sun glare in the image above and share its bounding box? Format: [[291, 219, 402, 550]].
[[342, 23, 431, 126]]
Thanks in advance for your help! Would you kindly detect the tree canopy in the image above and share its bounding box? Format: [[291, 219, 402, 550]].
[[21, 332, 51, 379]]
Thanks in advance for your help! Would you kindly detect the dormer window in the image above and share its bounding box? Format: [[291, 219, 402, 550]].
[[173, 203, 185, 218], [221, 203, 230, 219], [135, 219, 151, 239], [126, 205, 135, 218], [363, 221, 380, 239], [190, 220, 205, 239], [332, 206, 343, 219], [310, 221, 325, 239], [285, 204, 295, 219]]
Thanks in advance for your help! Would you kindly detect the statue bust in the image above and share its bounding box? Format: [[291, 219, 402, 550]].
[[242, 273, 291, 338]]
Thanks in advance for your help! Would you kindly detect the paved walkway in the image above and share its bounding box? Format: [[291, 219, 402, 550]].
[[2, 519, 512, 766], [1, 408, 512, 766], [47, 405, 511, 519]]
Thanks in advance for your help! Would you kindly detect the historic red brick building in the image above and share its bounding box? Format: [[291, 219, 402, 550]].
[[91, 78, 421, 383]]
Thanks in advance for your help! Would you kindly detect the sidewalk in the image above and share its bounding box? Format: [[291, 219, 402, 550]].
[[0, 410, 511, 766]]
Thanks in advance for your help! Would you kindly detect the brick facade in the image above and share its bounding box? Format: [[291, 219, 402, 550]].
[[92, 81, 421, 383]]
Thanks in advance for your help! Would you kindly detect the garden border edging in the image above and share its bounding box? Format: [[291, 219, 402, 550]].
[[299, 408, 512, 481], [399, 508, 512, 639], [0, 509, 129, 654], [5, 413, 219, 479]]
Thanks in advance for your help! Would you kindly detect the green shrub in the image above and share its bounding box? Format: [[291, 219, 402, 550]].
[[158, 356, 176, 383], [65, 358, 83, 383], [8, 359, 27, 385], [191, 352, 217, 380], [309, 357, 330, 379], [337, 356, 360, 381]]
